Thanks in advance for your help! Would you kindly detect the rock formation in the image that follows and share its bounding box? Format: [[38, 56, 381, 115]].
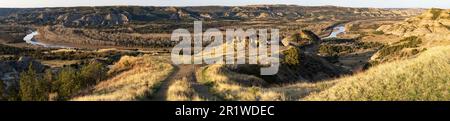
[[0, 57, 47, 90], [377, 8, 450, 41]]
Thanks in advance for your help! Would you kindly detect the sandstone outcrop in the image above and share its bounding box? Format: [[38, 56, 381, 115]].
[[377, 8, 450, 41]]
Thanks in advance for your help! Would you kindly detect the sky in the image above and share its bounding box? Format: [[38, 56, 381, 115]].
[[0, 0, 449, 8]]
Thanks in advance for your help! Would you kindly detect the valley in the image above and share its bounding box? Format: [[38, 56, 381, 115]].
[[0, 5, 449, 101]]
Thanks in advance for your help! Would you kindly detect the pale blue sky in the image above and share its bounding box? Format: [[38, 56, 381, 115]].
[[0, 0, 449, 8]]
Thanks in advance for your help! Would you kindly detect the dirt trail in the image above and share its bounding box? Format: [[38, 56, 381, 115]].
[[148, 64, 219, 101], [189, 67, 221, 101]]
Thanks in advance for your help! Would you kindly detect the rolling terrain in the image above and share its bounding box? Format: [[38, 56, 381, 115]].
[[1, 5, 449, 101]]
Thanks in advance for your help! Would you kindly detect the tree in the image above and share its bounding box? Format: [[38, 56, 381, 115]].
[[79, 61, 107, 88], [44, 69, 57, 92], [19, 63, 49, 101], [56, 67, 82, 100]]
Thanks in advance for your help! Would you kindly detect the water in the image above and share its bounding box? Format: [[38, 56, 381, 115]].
[[324, 25, 346, 38], [23, 31, 71, 48]]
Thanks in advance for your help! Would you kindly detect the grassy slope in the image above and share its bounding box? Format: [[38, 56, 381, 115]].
[[166, 77, 203, 101], [197, 64, 336, 101], [305, 46, 450, 101], [72, 55, 174, 101]]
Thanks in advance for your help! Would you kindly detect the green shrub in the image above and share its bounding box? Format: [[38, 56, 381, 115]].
[[355, 41, 383, 49], [51, 61, 108, 100], [55, 67, 82, 100], [319, 45, 353, 56], [19, 64, 49, 101], [429, 8, 443, 20], [377, 36, 421, 59], [79, 62, 107, 88], [372, 31, 384, 35], [282, 46, 301, 65]]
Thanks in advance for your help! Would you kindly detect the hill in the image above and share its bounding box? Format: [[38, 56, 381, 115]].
[[72, 55, 174, 101], [377, 8, 450, 41], [197, 64, 337, 101], [0, 6, 423, 48], [305, 46, 450, 101], [0, 6, 421, 27]]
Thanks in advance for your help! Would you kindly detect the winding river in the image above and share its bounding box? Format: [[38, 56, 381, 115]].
[[324, 24, 346, 38], [23, 25, 346, 48], [23, 31, 71, 48]]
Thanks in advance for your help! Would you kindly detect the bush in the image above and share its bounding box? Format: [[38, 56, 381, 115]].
[[319, 45, 353, 56], [372, 31, 384, 35], [0, 44, 34, 55], [355, 41, 383, 49], [19, 64, 49, 101], [282, 46, 301, 65], [429, 8, 443, 20], [55, 67, 82, 100], [79, 62, 107, 88], [377, 36, 421, 59]]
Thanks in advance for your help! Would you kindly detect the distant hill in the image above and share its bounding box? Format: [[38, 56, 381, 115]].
[[198, 30, 347, 83], [0, 5, 422, 27], [377, 8, 450, 41], [369, 9, 450, 64]]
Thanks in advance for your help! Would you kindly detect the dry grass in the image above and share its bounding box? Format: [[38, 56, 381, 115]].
[[305, 46, 450, 101], [167, 77, 203, 101], [197, 64, 335, 101], [72, 55, 174, 101]]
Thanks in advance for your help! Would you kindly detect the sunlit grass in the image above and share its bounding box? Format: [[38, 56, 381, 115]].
[[72, 55, 174, 101], [306, 46, 450, 101], [197, 64, 335, 101], [167, 77, 203, 101]]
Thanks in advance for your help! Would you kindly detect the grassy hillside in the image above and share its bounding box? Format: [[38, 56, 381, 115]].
[[72, 55, 174, 101], [166, 77, 203, 101], [305, 46, 450, 101], [197, 64, 336, 101]]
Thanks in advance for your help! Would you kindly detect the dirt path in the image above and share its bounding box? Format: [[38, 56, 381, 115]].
[[148, 64, 219, 101], [189, 67, 221, 101]]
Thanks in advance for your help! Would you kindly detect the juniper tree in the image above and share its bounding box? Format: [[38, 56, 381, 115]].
[[56, 67, 82, 100], [79, 62, 107, 88], [19, 63, 49, 101]]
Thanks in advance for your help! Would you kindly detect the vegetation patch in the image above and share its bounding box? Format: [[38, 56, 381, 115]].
[[429, 8, 443, 20], [282, 46, 301, 65], [319, 38, 383, 56], [197, 64, 336, 101], [1, 60, 108, 101], [377, 36, 421, 59], [372, 30, 384, 35], [72, 55, 174, 101]]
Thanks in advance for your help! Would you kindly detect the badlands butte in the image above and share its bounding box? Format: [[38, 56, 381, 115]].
[[0, 5, 449, 101]]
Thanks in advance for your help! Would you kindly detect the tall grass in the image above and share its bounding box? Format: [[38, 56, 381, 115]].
[[306, 46, 450, 101], [197, 64, 335, 101], [167, 77, 203, 101], [72, 55, 174, 101]]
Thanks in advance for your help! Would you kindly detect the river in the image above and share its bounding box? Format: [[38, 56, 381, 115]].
[[23, 31, 71, 48], [324, 25, 346, 39], [23, 25, 345, 48]]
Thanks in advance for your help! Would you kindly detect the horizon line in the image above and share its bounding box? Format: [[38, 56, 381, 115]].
[[0, 4, 437, 9]]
